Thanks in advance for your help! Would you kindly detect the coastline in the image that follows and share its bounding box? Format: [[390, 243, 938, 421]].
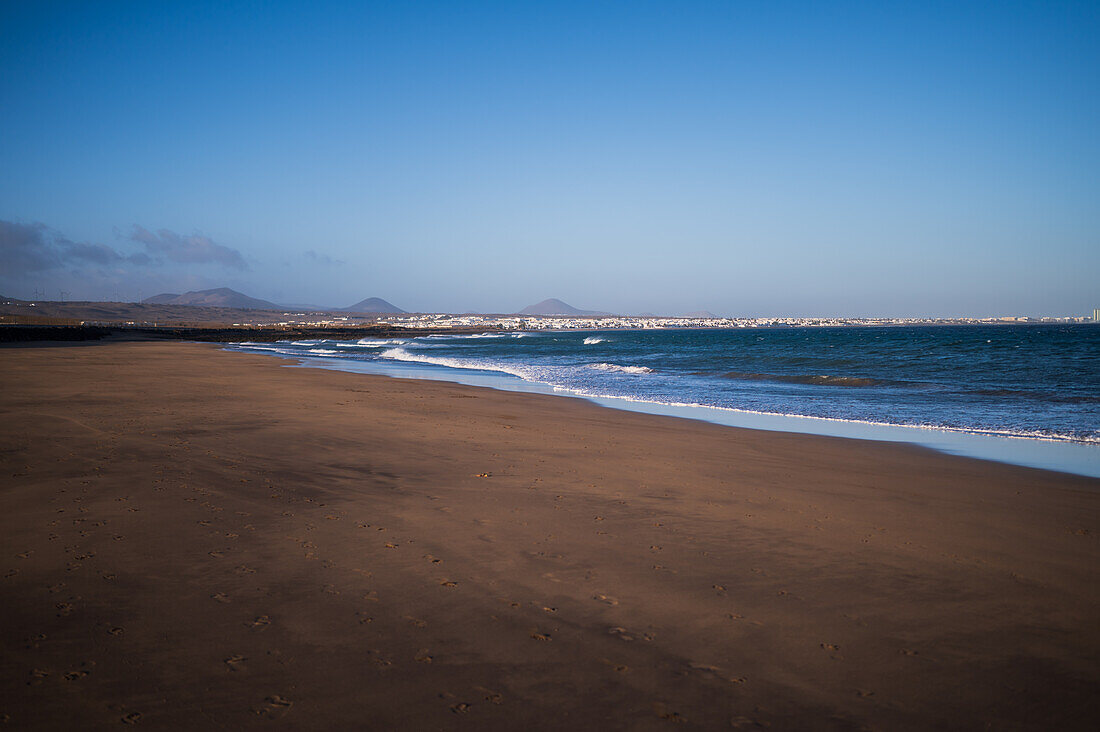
[[2, 340, 1098, 729], [250, 346, 1100, 479]]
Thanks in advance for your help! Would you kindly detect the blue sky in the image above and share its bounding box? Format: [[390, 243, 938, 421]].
[[1, 0, 1097, 316]]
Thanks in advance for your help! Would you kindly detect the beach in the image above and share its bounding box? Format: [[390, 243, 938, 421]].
[[1, 340, 1097, 729]]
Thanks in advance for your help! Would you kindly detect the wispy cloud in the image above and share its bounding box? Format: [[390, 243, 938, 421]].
[[128, 226, 248, 270], [0, 219, 149, 276], [303, 249, 345, 266]]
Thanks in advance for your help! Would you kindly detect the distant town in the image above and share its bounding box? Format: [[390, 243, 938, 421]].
[[367, 312, 1098, 331], [2, 288, 1096, 335]]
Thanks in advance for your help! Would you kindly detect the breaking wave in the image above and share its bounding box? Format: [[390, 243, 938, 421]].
[[377, 347, 539, 380], [583, 336, 608, 344], [587, 363, 653, 374]]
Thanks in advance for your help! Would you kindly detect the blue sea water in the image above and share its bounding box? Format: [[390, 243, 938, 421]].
[[226, 325, 1100, 477]]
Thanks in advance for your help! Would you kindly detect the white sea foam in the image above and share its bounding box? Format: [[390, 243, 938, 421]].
[[307, 348, 340, 355], [354, 338, 408, 346], [587, 362, 653, 374], [377, 347, 539, 380], [583, 336, 607, 345], [426, 331, 530, 339]]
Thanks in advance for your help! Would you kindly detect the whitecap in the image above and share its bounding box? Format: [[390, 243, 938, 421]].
[[587, 362, 653, 374]]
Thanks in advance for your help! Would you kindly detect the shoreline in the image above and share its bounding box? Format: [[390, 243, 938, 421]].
[[251, 348, 1100, 479], [2, 340, 1098, 729]]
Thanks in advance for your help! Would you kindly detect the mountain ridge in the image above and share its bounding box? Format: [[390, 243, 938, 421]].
[[519, 298, 610, 316], [342, 297, 405, 314], [142, 288, 280, 310]]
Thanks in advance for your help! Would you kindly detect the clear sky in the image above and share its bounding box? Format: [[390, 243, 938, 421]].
[[1, 0, 1097, 317]]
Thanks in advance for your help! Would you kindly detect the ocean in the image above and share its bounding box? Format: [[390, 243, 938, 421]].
[[227, 324, 1100, 477]]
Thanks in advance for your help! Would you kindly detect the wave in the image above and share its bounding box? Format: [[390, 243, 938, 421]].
[[583, 336, 608, 345], [354, 338, 409, 346], [426, 331, 532, 340], [307, 348, 340, 355], [720, 371, 888, 387], [587, 362, 653, 374], [377, 347, 541, 380]]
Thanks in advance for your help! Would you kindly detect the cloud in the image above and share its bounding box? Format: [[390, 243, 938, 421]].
[[1, 219, 247, 282], [303, 249, 345, 266], [129, 226, 247, 270], [0, 220, 60, 274], [0, 220, 147, 275]]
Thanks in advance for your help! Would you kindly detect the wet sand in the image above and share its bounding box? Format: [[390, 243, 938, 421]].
[[1, 341, 1097, 729]]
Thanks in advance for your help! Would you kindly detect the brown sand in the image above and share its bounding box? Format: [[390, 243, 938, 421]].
[[1, 341, 1097, 730]]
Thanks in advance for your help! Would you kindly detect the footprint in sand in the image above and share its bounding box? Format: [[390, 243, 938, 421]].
[[414, 649, 433, 663], [253, 695, 292, 719], [440, 580, 458, 588], [249, 615, 270, 630], [224, 655, 247, 672], [652, 702, 686, 722], [120, 712, 143, 724], [593, 594, 618, 606], [108, 627, 124, 636], [475, 688, 504, 705], [63, 667, 90, 681], [28, 669, 49, 685], [55, 602, 75, 617], [211, 593, 230, 603], [530, 631, 552, 641], [687, 662, 746, 685]]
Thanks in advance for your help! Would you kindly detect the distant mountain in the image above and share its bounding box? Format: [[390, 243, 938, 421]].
[[142, 293, 181, 304], [519, 298, 610, 316], [141, 288, 280, 310], [279, 302, 330, 311], [682, 310, 719, 318], [343, 297, 406, 314]]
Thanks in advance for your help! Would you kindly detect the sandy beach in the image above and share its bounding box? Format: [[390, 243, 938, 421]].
[[1, 340, 1097, 729]]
